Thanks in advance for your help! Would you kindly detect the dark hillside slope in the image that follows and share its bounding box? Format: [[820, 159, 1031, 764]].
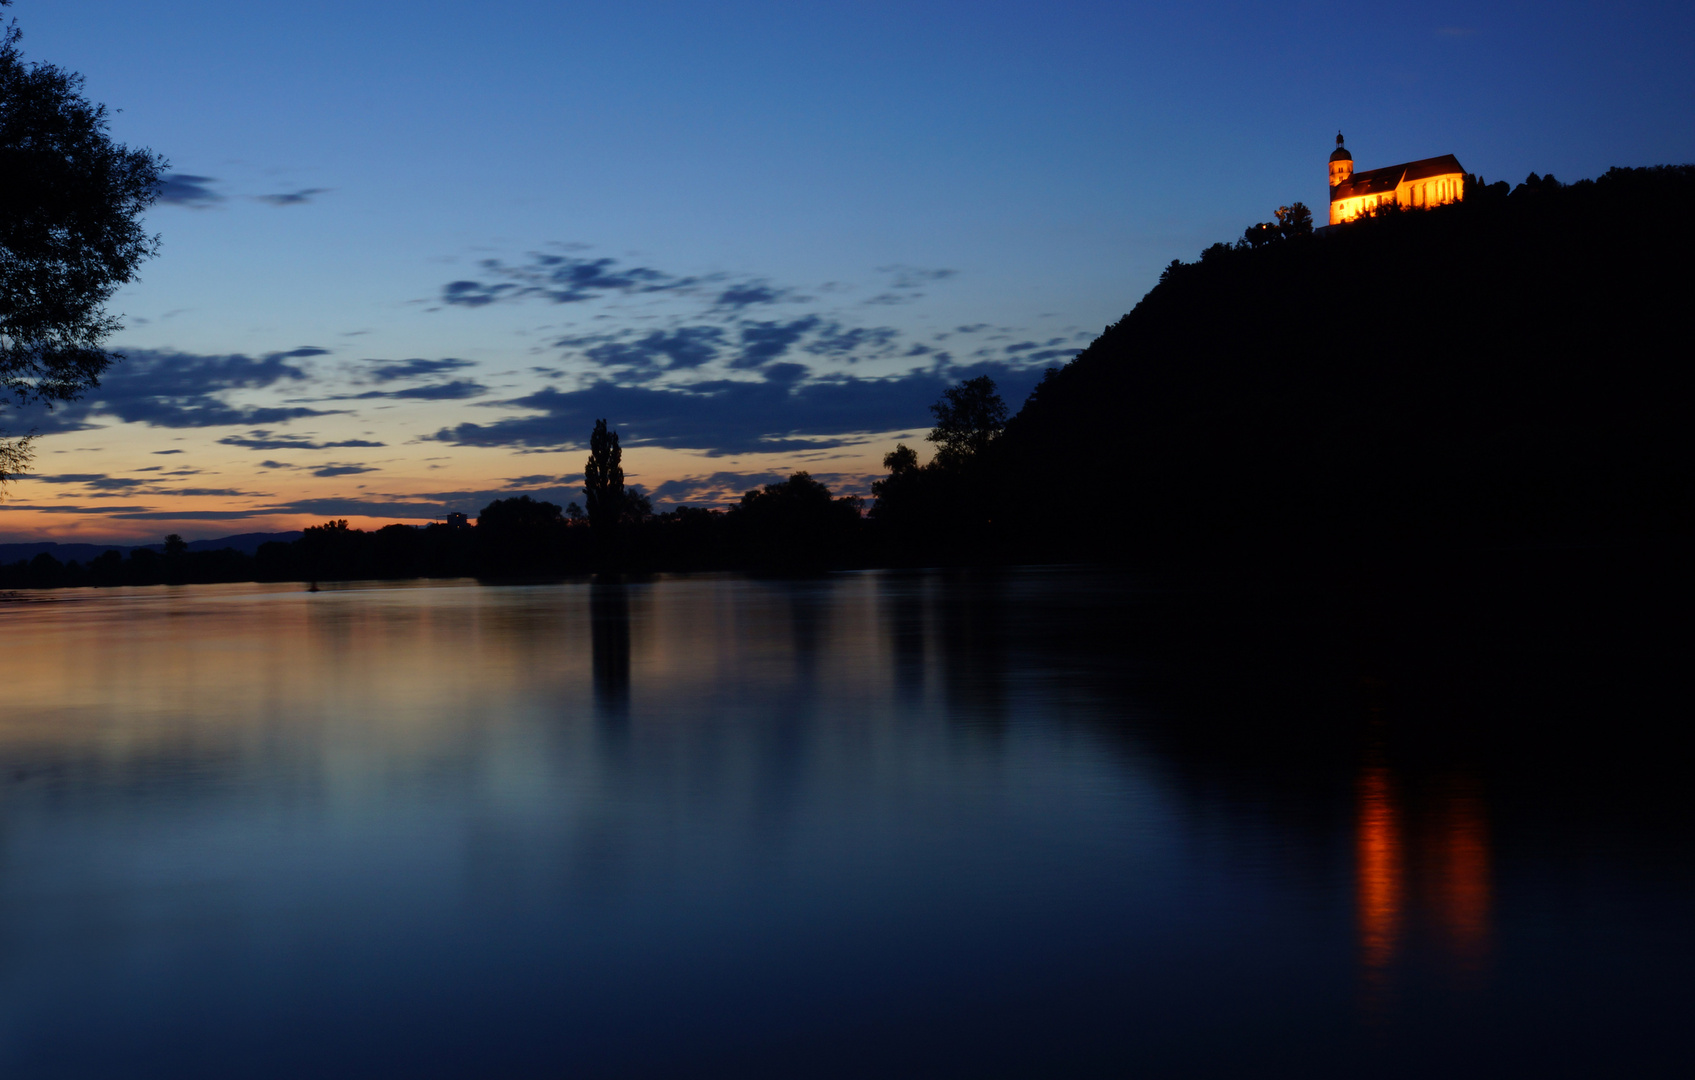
[[1005, 167, 1695, 558]]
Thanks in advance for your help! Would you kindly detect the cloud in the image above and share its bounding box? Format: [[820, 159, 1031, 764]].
[[806, 323, 899, 361], [18, 349, 340, 430], [731, 317, 820, 369], [864, 265, 958, 304], [648, 471, 785, 506], [560, 316, 907, 378], [3, 504, 153, 514], [366, 358, 476, 382], [218, 433, 387, 451], [350, 380, 488, 401], [109, 509, 277, 521], [713, 283, 789, 310], [648, 469, 869, 507], [255, 188, 331, 207], [311, 465, 378, 477], [442, 281, 518, 307], [262, 483, 597, 520], [761, 362, 809, 385], [25, 473, 149, 490], [878, 265, 958, 290], [153, 449, 186, 455], [154, 174, 223, 208], [17, 473, 262, 504], [157, 487, 252, 497], [424, 361, 1048, 457], [1021, 348, 1080, 364], [441, 254, 694, 307], [577, 327, 727, 376]]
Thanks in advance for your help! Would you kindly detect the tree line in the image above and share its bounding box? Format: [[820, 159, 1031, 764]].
[[7, 162, 1691, 590], [2, 381, 1011, 587]]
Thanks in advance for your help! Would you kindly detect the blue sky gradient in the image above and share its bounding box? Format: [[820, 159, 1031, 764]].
[[5, 0, 1691, 540]]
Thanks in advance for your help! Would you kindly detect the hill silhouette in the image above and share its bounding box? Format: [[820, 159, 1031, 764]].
[[7, 167, 1692, 591], [1001, 166, 1695, 560]]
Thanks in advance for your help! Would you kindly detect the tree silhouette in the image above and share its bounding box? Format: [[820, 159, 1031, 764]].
[[478, 494, 564, 574], [735, 471, 863, 571], [583, 418, 625, 535], [927, 376, 1006, 469], [0, 7, 165, 484], [1276, 202, 1313, 239]]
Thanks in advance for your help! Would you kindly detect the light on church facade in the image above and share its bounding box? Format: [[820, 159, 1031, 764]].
[[1328, 133, 1466, 225]]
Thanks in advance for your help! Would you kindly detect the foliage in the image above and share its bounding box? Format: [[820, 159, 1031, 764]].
[[479, 495, 565, 573], [926, 375, 1006, 468], [1242, 201, 1314, 248], [11, 166, 1692, 586], [0, 12, 165, 484], [583, 418, 624, 533], [733, 471, 864, 571], [868, 378, 1009, 564], [1002, 164, 1695, 559]]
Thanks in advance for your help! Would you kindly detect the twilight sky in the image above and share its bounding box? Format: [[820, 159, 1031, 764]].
[[4, 0, 1692, 542]]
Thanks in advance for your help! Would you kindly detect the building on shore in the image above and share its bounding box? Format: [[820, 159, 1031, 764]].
[[1328, 133, 1465, 225]]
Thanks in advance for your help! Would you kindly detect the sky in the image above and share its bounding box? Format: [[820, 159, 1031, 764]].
[[3, 0, 1691, 543]]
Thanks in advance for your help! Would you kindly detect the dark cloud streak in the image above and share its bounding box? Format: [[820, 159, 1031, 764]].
[[424, 362, 1046, 458], [154, 174, 223, 208], [255, 188, 331, 207]]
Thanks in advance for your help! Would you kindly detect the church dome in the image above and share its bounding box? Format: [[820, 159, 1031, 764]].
[[1330, 132, 1352, 163]]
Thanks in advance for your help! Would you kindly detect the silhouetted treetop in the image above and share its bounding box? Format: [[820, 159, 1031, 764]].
[[479, 494, 563, 532], [927, 376, 1006, 468], [583, 418, 624, 533]]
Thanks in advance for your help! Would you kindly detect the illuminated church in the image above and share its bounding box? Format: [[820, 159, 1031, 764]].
[[1328, 133, 1465, 225]]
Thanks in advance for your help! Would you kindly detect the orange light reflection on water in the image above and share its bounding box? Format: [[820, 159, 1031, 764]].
[[1355, 763, 1494, 997], [1355, 765, 1404, 972], [1428, 786, 1492, 971]]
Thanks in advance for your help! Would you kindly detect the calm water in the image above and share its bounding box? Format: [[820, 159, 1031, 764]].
[[0, 569, 1687, 1077]]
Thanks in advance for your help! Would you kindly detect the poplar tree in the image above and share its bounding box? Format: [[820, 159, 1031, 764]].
[[583, 418, 625, 534]]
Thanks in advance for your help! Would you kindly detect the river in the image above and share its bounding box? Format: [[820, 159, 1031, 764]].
[[0, 569, 1686, 1076]]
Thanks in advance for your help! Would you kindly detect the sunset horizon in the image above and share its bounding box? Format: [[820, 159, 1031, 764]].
[[5, 1, 1688, 544]]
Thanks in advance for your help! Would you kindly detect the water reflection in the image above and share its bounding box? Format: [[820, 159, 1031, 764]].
[[589, 578, 630, 716], [933, 574, 1009, 728], [0, 571, 1683, 1078], [1355, 763, 1494, 996], [878, 574, 928, 703], [1424, 776, 1492, 974], [1356, 764, 1405, 977], [783, 578, 833, 677]]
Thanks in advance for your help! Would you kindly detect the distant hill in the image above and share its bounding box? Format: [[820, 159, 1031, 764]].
[[1002, 165, 1695, 559], [0, 531, 303, 565]]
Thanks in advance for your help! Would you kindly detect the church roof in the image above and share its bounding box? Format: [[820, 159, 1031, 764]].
[[1331, 154, 1465, 202]]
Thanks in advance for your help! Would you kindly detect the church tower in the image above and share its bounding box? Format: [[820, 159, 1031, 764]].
[[1329, 132, 1354, 189]]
